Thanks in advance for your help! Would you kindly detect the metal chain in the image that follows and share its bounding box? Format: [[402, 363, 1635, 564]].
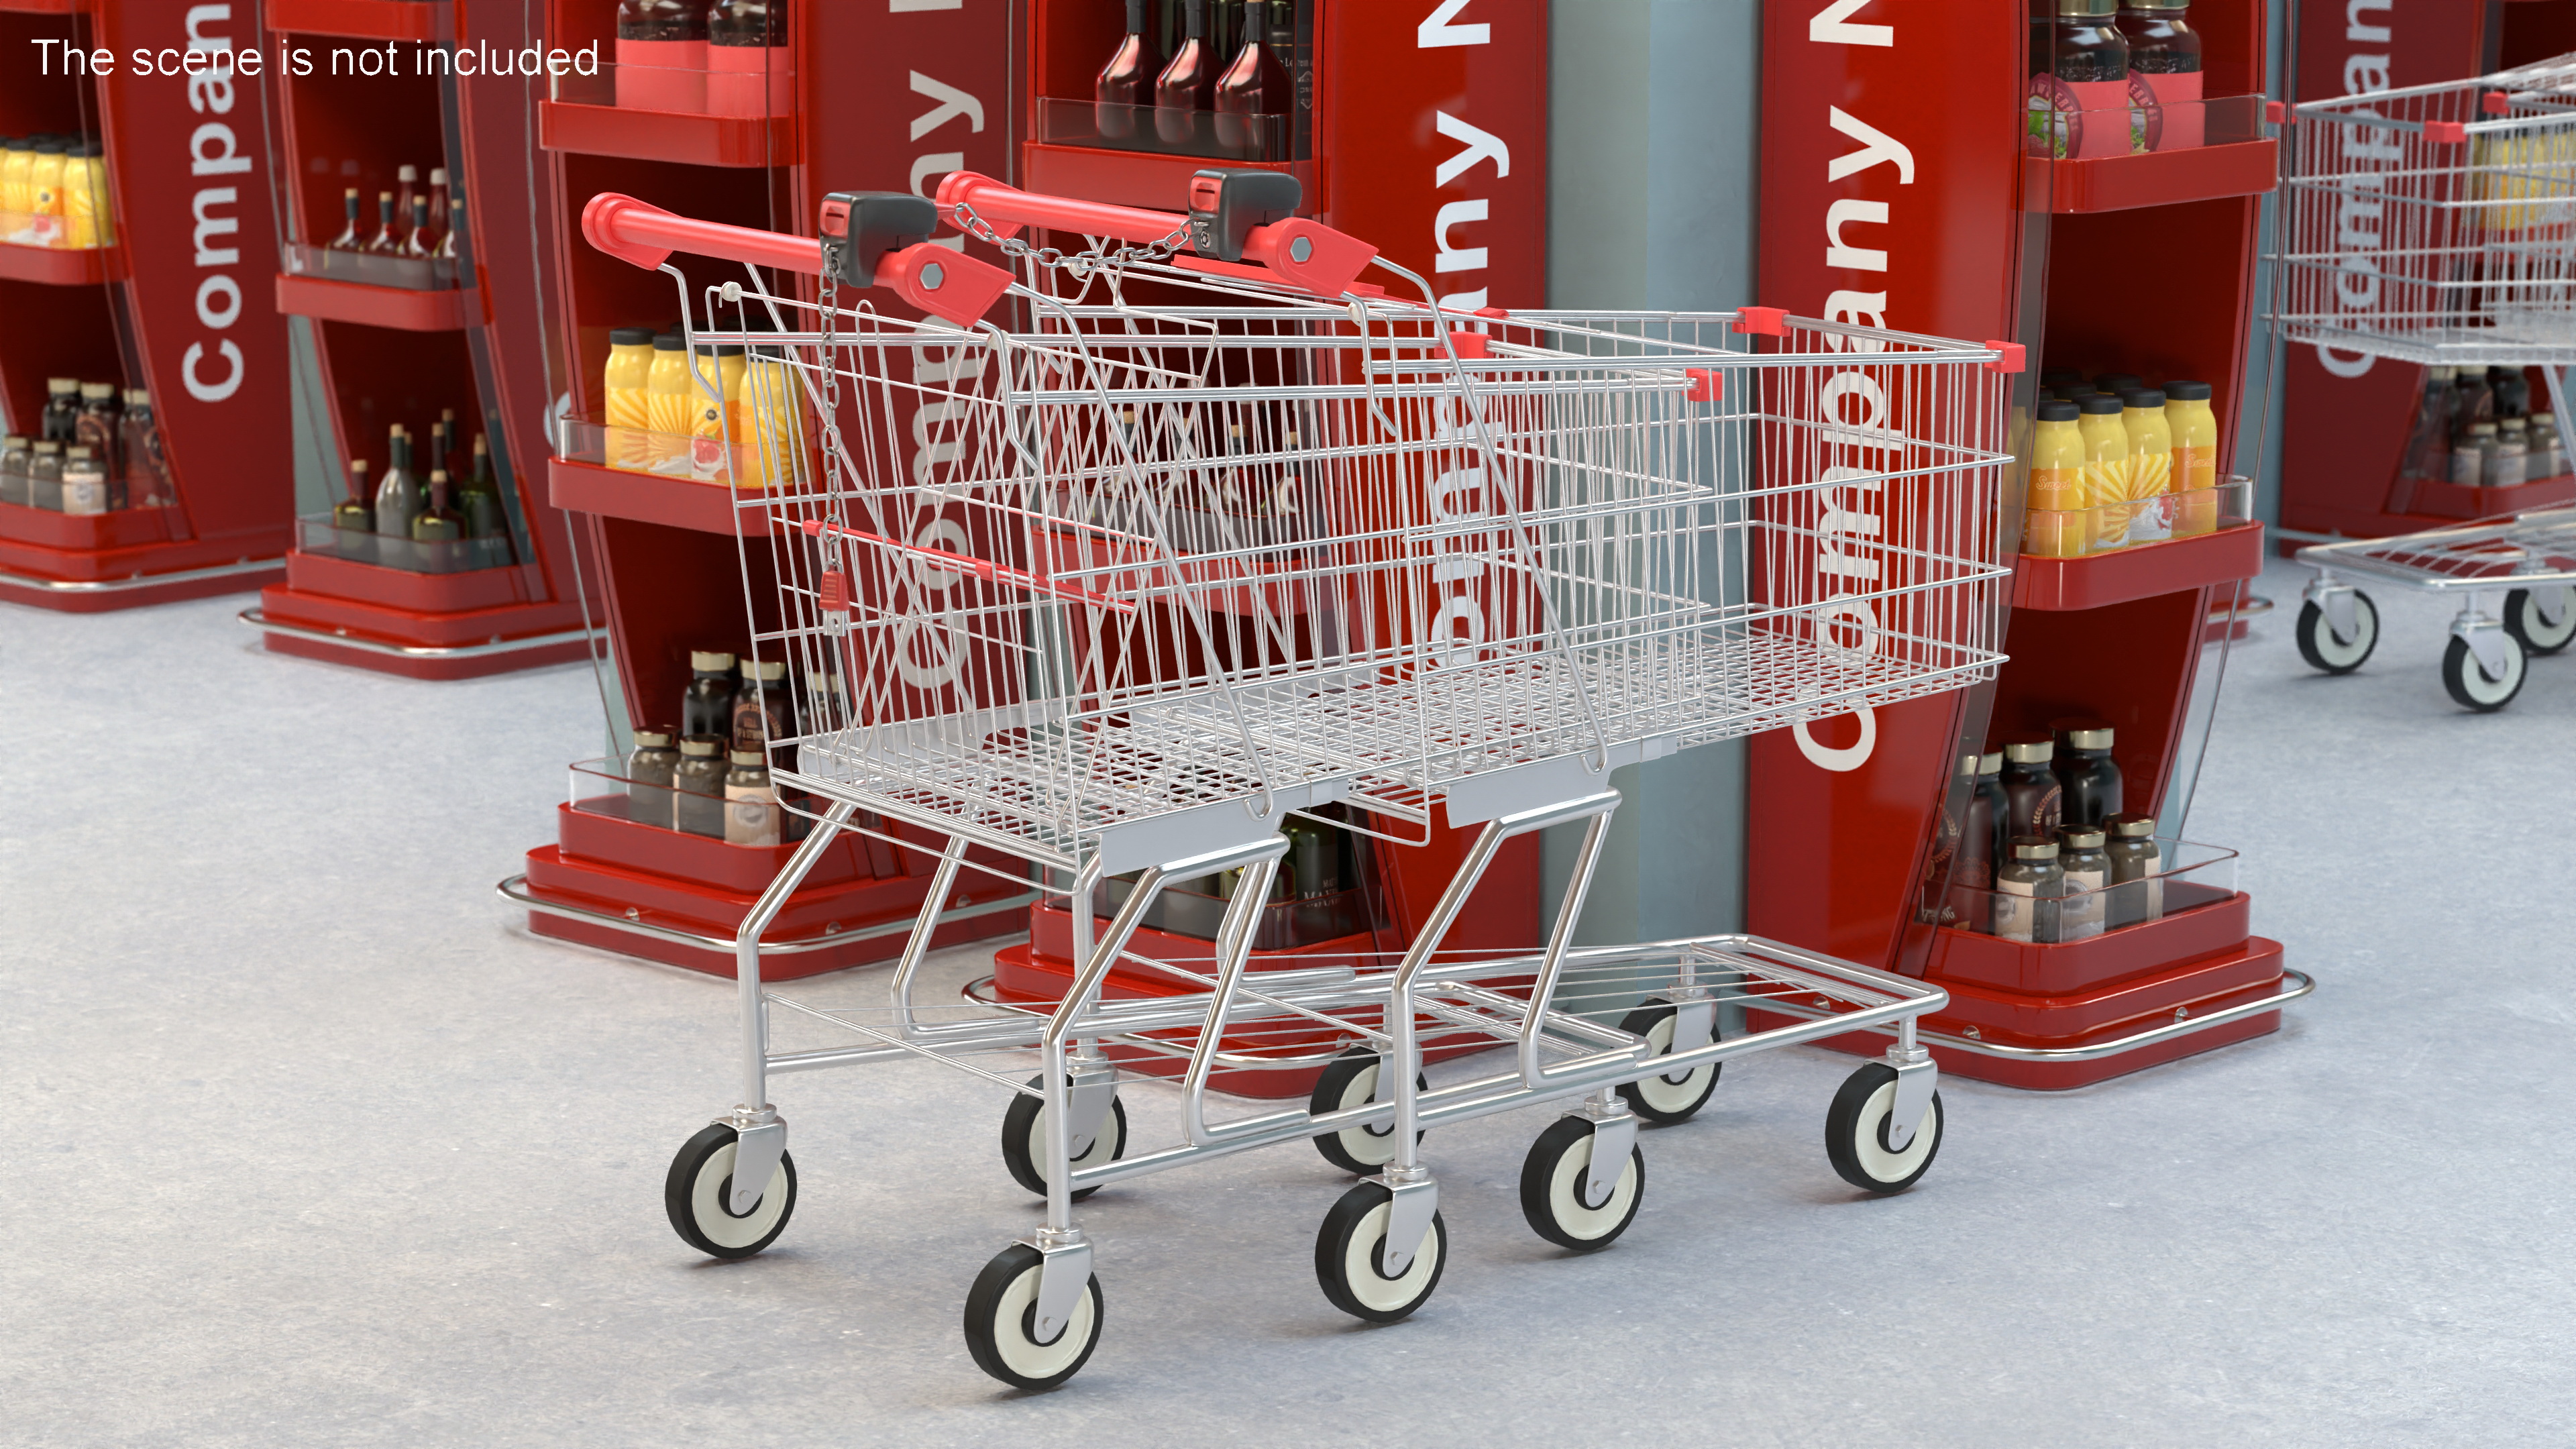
[[947, 201, 1191, 276]]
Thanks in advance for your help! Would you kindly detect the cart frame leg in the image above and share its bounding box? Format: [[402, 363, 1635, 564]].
[[2453, 590, 2515, 679], [725, 799, 857, 1214]]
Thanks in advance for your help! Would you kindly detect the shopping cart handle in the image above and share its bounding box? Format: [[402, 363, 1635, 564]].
[[934, 170, 1377, 298], [580, 191, 1012, 328]]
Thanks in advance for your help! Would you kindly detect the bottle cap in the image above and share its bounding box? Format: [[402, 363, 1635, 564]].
[[429, 166, 448, 184], [680, 737, 720, 757], [2107, 814, 2157, 838], [2002, 737, 2053, 763], [2080, 393, 2127, 416], [379, 189, 394, 203], [2036, 398, 2080, 423], [1978, 750, 2003, 775], [33, 441, 58, 453], [2094, 372, 2144, 392], [633, 729, 674, 747], [398, 164, 419, 182], [745, 659, 786, 682], [125, 388, 148, 405], [2057, 825, 2106, 849], [712, 343, 745, 356], [2162, 379, 2213, 400], [2123, 388, 2167, 409], [48, 376, 76, 393], [2065, 726, 2114, 751], [691, 649, 737, 671], [32, 137, 62, 154], [610, 326, 655, 346], [2473, 421, 2498, 436], [65, 445, 90, 459], [2538, 412, 2557, 425], [2428, 365, 2457, 380], [807, 669, 842, 691], [429, 468, 449, 482], [2011, 837, 2061, 859], [653, 331, 686, 350], [80, 382, 113, 399], [749, 343, 784, 358], [1, 435, 21, 448], [350, 458, 370, 472], [730, 750, 765, 767]]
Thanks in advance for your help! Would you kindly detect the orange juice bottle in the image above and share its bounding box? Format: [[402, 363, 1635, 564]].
[[62, 140, 111, 249], [602, 327, 656, 471], [2119, 386, 2173, 541], [2075, 393, 2131, 551], [738, 344, 808, 490], [2025, 398, 2090, 557], [26, 137, 67, 246], [687, 343, 744, 480], [0, 136, 34, 230], [643, 331, 694, 474], [2163, 379, 2220, 535]]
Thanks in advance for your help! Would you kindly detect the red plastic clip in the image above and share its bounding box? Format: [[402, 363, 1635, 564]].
[[1731, 305, 1788, 337], [819, 570, 850, 612], [1448, 329, 1491, 360], [1686, 368, 1723, 403], [1983, 340, 2026, 375], [2483, 90, 2510, 115], [875, 242, 1013, 328], [2426, 119, 2469, 146], [2264, 99, 2286, 125]]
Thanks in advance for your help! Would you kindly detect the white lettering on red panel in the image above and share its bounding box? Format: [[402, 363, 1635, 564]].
[[2319, 1, 2395, 378], [182, 4, 246, 402]]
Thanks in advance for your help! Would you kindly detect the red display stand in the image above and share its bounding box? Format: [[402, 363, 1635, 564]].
[[0, 3, 295, 610], [2277, 0, 2576, 545], [1752, 0, 2288, 1088], [248, 0, 597, 679], [513, 0, 1034, 973]]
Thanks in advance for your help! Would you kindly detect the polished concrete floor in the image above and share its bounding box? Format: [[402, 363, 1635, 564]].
[[5, 558, 2570, 1446]]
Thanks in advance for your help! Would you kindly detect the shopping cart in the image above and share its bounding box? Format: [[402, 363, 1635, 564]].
[[2271, 54, 2576, 708], [581, 169, 2014, 1388]]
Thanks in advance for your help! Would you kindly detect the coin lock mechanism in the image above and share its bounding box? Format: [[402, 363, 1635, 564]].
[[1186, 168, 1302, 264], [819, 192, 938, 286]]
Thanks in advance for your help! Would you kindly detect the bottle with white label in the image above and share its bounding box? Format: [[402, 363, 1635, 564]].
[[2493, 419, 2530, 488], [28, 440, 62, 511], [59, 444, 107, 515], [0, 435, 30, 507], [724, 749, 780, 847], [1994, 836, 2064, 944], [2055, 824, 2110, 940]]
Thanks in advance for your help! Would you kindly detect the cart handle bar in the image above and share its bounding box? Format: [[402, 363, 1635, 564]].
[[581, 192, 1013, 327], [934, 170, 1377, 298], [801, 519, 1136, 614]]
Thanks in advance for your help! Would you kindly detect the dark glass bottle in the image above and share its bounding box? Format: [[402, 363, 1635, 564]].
[[1214, 0, 1292, 157], [460, 433, 507, 545], [403, 195, 435, 259], [2119, 0, 2202, 152], [2491, 366, 2531, 420], [0, 435, 28, 508], [425, 166, 451, 251], [364, 191, 402, 254], [1095, 0, 1163, 142], [2029, 0, 2131, 160], [2052, 722, 2123, 826], [41, 377, 80, 443], [412, 469, 464, 544], [1283, 814, 1339, 899], [619, 0, 705, 41], [392, 164, 418, 233], [74, 382, 122, 503], [1998, 737, 2063, 841], [375, 426, 421, 539], [682, 651, 738, 739], [673, 736, 729, 838], [2056, 825, 2111, 940], [121, 388, 171, 508], [627, 728, 682, 829], [731, 657, 792, 762], [328, 186, 363, 250], [1155, 0, 1218, 147], [2104, 814, 2164, 928], [710, 0, 786, 46], [335, 458, 374, 534], [2452, 368, 2495, 437]]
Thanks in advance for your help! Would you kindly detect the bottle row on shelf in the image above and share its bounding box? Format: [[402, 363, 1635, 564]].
[[290, 164, 468, 292], [1, 380, 170, 514], [619, 649, 802, 845], [1069, 0, 1304, 164], [606, 0, 792, 119], [2024, 370, 2241, 557], [0, 134, 113, 251], [578, 328, 809, 488], [319, 416, 516, 573], [2393, 365, 2568, 494]]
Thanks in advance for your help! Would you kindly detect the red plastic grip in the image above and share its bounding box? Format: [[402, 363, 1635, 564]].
[[2483, 90, 2510, 115], [2264, 99, 2286, 125], [1686, 368, 1723, 403], [936, 170, 1178, 246], [876, 243, 1014, 327], [1984, 340, 2027, 374], [2426, 120, 2469, 146], [818, 570, 850, 612], [582, 191, 824, 276], [1447, 329, 1491, 360], [1732, 306, 1788, 337]]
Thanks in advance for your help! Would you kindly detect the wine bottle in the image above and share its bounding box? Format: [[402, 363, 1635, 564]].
[[1214, 0, 1291, 156], [120, 389, 170, 509], [439, 196, 462, 263], [74, 382, 122, 504], [402, 195, 435, 259], [363, 191, 401, 254], [460, 433, 506, 543], [1153, 0, 1218, 147], [412, 468, 464, 543], [392, 164, 418, 233], [327, 186, 362, 250], [425, 166, 450, 250], [335, 457, 375, 533], [1095, 0, 1163, 142], [375, 425, 421, 538]]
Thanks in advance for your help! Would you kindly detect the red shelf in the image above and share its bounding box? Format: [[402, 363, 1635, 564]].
[[1022, 141, 1318, 215], [0, 242, 119, 285], [0, 0, 80, 13], [263, 0, 435, 41], [274, 273, 480, 331], [537, 99, 798, 168], [2013, 521, 2264, 611], [2405, 470, 2576, 521], [549, 455, 767, 534], [2028, 138, 2277, 214], [1925, 890, 2251, 996], [0, 500, 176, 551]]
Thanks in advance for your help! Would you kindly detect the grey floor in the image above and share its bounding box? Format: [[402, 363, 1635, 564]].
[[5, 557, 2571, 1447]]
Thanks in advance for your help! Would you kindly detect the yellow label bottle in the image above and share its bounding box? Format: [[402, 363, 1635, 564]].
[[2075, 393, 2132, 552], [61, 141, 111, 249], [27, 138, 67, 247], [0, 138, 33, 225], [2121, 387, 2174, 542], [2024, 398, 2090, 558], [739, 345, 808, 491], [643, 332, 695, 474], [602, 327, 656, 472], [2163, 379, 2222, 535], [688, 343, 743, 481]]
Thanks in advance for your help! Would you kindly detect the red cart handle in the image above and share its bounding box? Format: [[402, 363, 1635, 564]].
[[934, 170, 1377, 298], [579, 191, 1012, 327]]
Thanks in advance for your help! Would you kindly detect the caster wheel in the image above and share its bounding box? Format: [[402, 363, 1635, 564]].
[[963, 1243, 1103, 1391], [1518, 1116, 1644, 1252], [2504, 586, 2575, 655], [2441, 633, 2526, 712], [1823, 1063, 1943, 1195], [1308, 1046, 1427, 1175], [664, 1123, 796, 1260], [1313, 1181, 1447, 1324], [1000, 1077, 1128, 1201], [1614, 998, 1721, 1124], [2295, 594, 2378, 674]]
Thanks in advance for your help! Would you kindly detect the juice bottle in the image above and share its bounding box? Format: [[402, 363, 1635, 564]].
[[738, 344, 808, 490], [2118, 386, 2173, 542], [2025, 398, 2090, 557], [602, 327, 656, 471], [26, 137, 67, 246], [2076, 392, 2132, 551], [61, 140, 109, 248], [645, 331, 697, 474], [688, 342, 744, 481], [2163, 379, 2220, 534], [2119, 1, 2202, 151], [0, 136, 30, 225]]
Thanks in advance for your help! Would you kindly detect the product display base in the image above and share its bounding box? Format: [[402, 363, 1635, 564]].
[[250, 551, 599, 680], [0, 514, 287, 613]]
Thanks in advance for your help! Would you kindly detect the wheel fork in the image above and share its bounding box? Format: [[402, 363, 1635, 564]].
[[2304, 572, 2363, 645], [2452, 591, 2515, 679], [1882, 1017, 1939, 1152]]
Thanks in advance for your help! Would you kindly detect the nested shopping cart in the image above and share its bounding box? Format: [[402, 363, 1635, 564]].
[[581, 168, 2014, 1389], [2271, 53, 2576, 708]]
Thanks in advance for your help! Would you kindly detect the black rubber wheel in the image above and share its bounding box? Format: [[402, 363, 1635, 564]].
[[963, 1242, 1104, 1391], [1308, 1045, 1428, 1175], [2441, 633, 2527, 712], [2504, 586, 2576, 655], [1000, 1077, 1128, 1201], [664, 1123, 798, 1260], [1823, 1063, 1945, 1195], [1313, 1180, 1448, 1324], [1518, 1116, 1645, 1252], [1614, 998, 1721, 1124], [2295, 594, 2379, 674]]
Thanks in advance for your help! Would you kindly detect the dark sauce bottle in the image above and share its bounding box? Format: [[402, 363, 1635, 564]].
[[2052, 722, 2123, 826], [1999, 737, 2063, 841]]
